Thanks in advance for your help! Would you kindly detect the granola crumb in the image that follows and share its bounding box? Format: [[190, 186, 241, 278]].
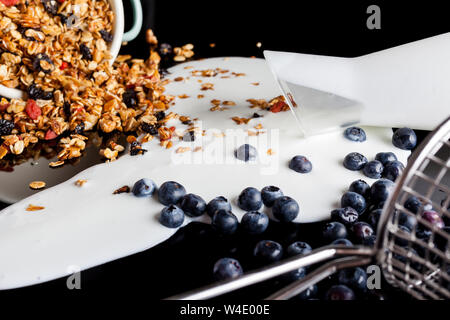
[[113, 186, 130, 194], [49, 161, 64, 168], [251, 82, 260, 86], [29, 181, 46, 190], [176, 147, 191, 154], [197, 94, 205, 99], [193, 146, 203, 152], [75, 179, 88, 187], [26, 205, 45, 212], [267, 148, 275, 156], [232, 117, 252, 125], [178, 94, 190, 99]]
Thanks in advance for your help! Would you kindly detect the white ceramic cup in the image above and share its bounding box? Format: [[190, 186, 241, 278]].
[[0, 0, 143, 100]]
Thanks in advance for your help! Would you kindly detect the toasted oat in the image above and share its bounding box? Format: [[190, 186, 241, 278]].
[[29, 181, 46, 190], [197, 94, 205, 99], [174, 77, 184, 82], [222, 101, 236, 106], [178, 94, 190, 99], [193, 146, 203, 152], [251, 82, 260, 86], [145, 29, 158, 45], [254, 124, 263, 130], [210, 106, 229, 112], [232, 117, 252, 125], [75, 179, 88, 187], [113, 186, 130, 194], [26, 205, 45, 212], [176, 147, 191, 154], [49, 161, 64, 168], [201, 83, 214, 91]]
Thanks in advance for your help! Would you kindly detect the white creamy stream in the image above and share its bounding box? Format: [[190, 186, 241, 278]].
[[0, 58, 409, 290]]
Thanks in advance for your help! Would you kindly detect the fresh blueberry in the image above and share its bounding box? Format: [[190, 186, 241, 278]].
[[331, 207, 359, 226], [332, 238, 353, 246], [395, 225, 411, 247], [261, 186, 284, 207], [398, 211, 417, 230], [343, 152, 368, 171], [362, 235, 377, 247], [338, 267, 368, 292], [363, 160, 384, 179], [213, 258, 243, 281], [241, 211, 269, 234], [286, 241, 312, 257], [370, 179, 395, 203], [341, 192, 367, 214], [404, 196, 422, 214], [295, 285, 318, 300], [344, 127, 366, 142], [158, 181, 186, 206], [180, 193, 206, 217], [238, 187, 263, 211], [375, 152, 398, 165], [322, 222, 348, 242], [253, 240, 283, 263], [282, 267, 306, 282], [131, 178, 157, 197], [421, 210, 445, 229], [206, 196, 232, 218], [367, 209, 383, 229], [351, 222, 374, 243], [392, 127, 417, 150], [325, 285, 356, 300], [289, 155, 313, 173], [159, 205, 185, 228], [211, 210, 239, 235], [349, 179, 370, 198], [383, 160, 405, 182], [272, 196, 300, 223], [235, 144, 258, 162]]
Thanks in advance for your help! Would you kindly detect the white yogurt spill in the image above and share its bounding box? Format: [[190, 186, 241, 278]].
[[0, 58, 409, 290]]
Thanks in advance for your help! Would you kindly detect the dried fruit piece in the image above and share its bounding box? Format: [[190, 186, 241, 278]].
[[25, 99, 41, 120], [0, 0, 19, 6], [44, 129, 58, 140], [113, 186, 130, 194]]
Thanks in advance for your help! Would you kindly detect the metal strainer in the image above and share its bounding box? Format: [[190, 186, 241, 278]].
[[169, 117, 450, 300]]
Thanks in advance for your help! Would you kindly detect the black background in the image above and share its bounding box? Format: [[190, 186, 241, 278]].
[[0, 0, 445, 305]]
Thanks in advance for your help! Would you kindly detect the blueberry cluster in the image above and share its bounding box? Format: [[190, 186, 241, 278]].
[[344, 151, 405, 182]]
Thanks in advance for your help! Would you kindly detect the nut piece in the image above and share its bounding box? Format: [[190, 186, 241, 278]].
[[113, 185, 130, 194], [29, 181, 46, 190]]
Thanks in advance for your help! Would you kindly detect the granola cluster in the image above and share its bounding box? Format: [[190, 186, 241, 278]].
[[0, 0, 190, 166]]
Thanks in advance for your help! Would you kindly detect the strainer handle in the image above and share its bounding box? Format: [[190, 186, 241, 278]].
[[166, 245, 374, 300]]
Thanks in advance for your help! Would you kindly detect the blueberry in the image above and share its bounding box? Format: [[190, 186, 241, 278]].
[[99, 29, 113, 43], [241, 211, 269, 234], [41, 0, 59, 15], [159, 205, 184, 228], [253, 240, 283, 263], [343, 152, 368, 171], [282, 267, 307, 282], [235, 144, 258, 162], [261, 186, 284, 207], [370, 179, 395, 203], [363, 160, 384, 179], [206, 196, 232, 218], [375, 152, 398, 165], [332, 238, 353, 246], [180, 193, 206, 217], [351, 222, 374, 243], [286, 241, 312, 257], [155, 111, 166, 121], [398, 211, 417, 230], [27, 83, 53, 100], [344, 127, 366, 142], [395, 225, 411, 247], [211, 210, 239, 235], [392, 127, 417, 150], [80, 43, 93, 61], [349, 179, 370, 198], [383, 160, 405, 182], [295, 285, 318, 300], [362, 235, 377, 247], [158, 181, 187, 206], [123, 90, 138, 109], [404, 196, 422, 214], [213, 258, 243, 281], [325, 285, 355, 300], [0, 119, 14, 136], [322, 222, 348, 242], [289, 155, 312, 173], [338, 267, 368, 292], [421, 210, 444, 229], [272, 196, 300, 223], [32, 53, 53, 73], [341, 192, 367, 214], [238, 187, 263, 211], [131, 178, 157, 197], [331, 207, 359, 225], [367, 209, 383, 229]]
